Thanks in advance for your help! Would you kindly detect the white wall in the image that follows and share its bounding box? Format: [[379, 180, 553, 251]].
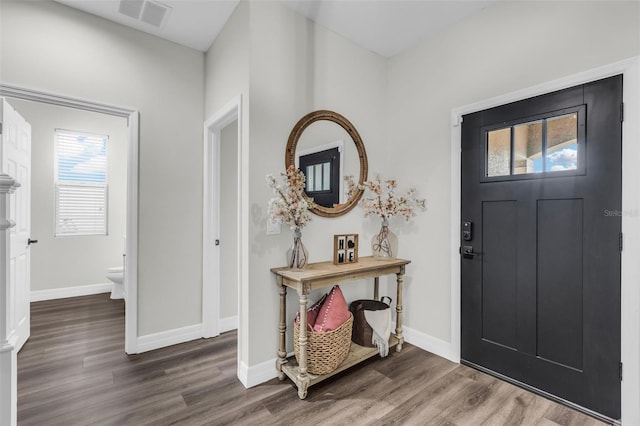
[[7, 99, 127, 292], [206, 1, 390, 372], [0, 0, 205, 335], [203, 0, 250, 362], [204, 1, 249, 119], [245, 1, 388, 366], [387, 3, 640, 421], [387, 0, 640, 344], [220, 120, 238, 320]]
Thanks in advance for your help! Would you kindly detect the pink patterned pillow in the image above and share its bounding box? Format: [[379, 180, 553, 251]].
[[295, 293, 326, 330], [313, 286, 350, 332]]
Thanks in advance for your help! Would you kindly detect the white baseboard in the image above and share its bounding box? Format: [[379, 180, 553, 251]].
[[238, 357, 278, 389], [126, 315, 236, 355], [402, 324, 455, 363], [30, 282, 112, 302], [136, 324, 203, 354], [238, 360, 250, 388], [219, 315, 238, 333], [239, 325, 456, 389]]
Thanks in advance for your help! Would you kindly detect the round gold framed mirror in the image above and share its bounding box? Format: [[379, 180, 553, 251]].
[[286, 110, 368, 218]]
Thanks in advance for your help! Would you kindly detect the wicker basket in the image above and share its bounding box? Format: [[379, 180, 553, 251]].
[[293, 313, 353, 375]]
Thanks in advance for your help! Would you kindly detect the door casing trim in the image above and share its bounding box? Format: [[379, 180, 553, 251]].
[[450, 56, 640, 424]]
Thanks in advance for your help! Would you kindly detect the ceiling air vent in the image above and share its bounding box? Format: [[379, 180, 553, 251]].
[[118, 0, 144, 19], [140, 1, 170, 27], [118, 0, 171, 28]]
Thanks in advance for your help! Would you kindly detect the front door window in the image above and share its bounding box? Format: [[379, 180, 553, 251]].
[[485, 109, 582, 180]]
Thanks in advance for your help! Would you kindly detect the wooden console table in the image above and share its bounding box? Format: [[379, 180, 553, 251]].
[[271, 256, 410, 399]]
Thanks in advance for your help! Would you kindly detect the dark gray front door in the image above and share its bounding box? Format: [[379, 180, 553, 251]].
[[460, 75, 622, 420]]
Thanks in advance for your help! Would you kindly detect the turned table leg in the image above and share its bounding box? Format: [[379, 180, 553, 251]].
[[395, 266, 405, 352], [296, 291, 310, 399], [276, 278, 287, 380]]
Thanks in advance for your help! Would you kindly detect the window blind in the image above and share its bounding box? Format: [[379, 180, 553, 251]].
[[54, 129, 108, 236]]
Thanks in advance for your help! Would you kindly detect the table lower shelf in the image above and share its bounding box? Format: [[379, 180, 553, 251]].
[[280, 335, 399, 398]]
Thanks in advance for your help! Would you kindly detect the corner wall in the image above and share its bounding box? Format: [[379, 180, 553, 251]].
[[387, 0, 640, 345], [203, 0, 250, 362], [387, 1, 640, 422], [205, 0, 390, 373], [245, 1, 388, 366], [0, 0, 205, 335]]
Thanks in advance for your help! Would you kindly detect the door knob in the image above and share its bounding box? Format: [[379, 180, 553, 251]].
[[27, 238, 38, 245]]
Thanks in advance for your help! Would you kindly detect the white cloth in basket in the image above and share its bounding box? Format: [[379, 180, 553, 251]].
[[364, 308, 392, 357]]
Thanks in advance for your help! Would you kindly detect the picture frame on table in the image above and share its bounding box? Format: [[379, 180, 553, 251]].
[[333, 234, 358, 265]]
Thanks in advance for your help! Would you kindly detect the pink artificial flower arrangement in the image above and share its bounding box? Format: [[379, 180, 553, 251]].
[[267, 165, 315, 230], [346, 174, 426, 221]]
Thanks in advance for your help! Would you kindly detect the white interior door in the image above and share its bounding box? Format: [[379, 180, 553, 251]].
[[2, 99, 32, 352]]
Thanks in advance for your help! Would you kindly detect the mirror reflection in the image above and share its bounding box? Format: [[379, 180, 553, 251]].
[[295, 120, 359, 208]]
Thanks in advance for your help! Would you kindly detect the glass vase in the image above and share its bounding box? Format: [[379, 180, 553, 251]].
[[371, 219, 398, 260], [287, 228, 309, 271]]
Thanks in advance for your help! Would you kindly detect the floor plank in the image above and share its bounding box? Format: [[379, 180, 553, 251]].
[[17, 294, 611, 425]]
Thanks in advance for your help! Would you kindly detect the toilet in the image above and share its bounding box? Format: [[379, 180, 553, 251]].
[[106, 236, 126, 300], [106, 265, 125, 300]]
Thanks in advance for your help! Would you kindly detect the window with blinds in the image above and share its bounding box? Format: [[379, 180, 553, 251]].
[[54, 129, 108, 236]]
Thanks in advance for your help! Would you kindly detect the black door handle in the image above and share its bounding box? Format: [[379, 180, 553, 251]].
[[462, 245, 480, 258], [28, 238, 38, 245]]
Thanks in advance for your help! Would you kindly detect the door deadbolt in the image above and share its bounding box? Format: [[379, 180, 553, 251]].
[[462, 221, 473, 241]]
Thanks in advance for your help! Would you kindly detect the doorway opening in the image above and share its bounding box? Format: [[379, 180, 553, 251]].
[[202, 95, 244, 381], [0, 83, 140, 354], [8, 99, 129, 305]]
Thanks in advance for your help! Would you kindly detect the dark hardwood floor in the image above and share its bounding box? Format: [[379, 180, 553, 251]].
[[18, 294, 608, 425]]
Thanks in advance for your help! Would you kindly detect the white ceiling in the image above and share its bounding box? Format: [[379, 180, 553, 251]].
[[53, 0, 495, 57], [281, 1, 495, 57], [54, 0, 241, 52]]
